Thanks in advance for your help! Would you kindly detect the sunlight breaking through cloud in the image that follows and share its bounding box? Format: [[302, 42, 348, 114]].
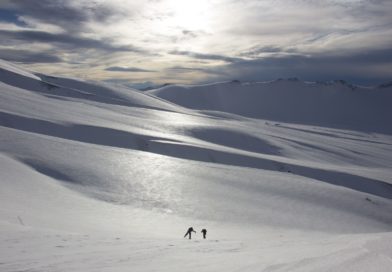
[[0, 0, 391, 85]]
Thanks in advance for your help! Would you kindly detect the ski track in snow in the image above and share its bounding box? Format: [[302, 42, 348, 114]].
[[1, 60, 392, 271]]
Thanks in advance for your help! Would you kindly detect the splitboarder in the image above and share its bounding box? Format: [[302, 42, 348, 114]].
[[201, 228, 207, 239], [184, 227, 196, 239]]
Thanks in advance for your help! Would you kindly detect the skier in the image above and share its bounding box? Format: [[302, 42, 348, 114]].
[[201, 228, 207, 239], [184, 227, 196, 239]]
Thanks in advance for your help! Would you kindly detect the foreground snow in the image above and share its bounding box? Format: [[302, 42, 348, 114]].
[[0, 60, 391, 271], [2, 223, 392, 272], [1, 155, 391, 272]]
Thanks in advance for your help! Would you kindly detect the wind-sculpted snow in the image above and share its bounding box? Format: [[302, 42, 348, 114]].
[[0, 62, 185, 112], [1, 60, 392, 271], [0, 59, 40, 80], [188, 127, 281, 155], [2, 109, 391, 200]]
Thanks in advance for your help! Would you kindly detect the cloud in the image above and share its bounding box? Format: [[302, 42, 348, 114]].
[[166, 65, 227, 75], [0, 8, 27, 26], [0, 29, 142, 52], [180, 30, 208, 40], [0, 49, 62, 63], [205, 47, 392, 85], [103, 79, 157, 90], [167, 66, 207, 72], [105, 66, 156, 72], [0, 0, 391, 85], [3, 0, 119, 32], [181, 30, 199, 38], [169, 50, 242, 63], [239, 45, 296, 58]]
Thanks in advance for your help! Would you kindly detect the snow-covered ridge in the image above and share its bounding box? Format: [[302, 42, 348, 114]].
[[0, 59, 41, 80], [149, 79, 392, 133], [0, 61, 184, 112]]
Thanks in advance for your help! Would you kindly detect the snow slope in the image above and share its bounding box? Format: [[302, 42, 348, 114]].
[[148, 80, 392, 134], [1, 60, 392, 271]]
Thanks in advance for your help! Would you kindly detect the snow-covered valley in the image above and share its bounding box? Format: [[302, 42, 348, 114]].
[[1, 59, 392, 271]]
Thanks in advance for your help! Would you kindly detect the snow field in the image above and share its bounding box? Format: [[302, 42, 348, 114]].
[[1, 60, 391, 271]]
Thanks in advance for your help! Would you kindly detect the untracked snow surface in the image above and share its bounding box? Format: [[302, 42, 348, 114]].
[[1, 60, 392, 271]]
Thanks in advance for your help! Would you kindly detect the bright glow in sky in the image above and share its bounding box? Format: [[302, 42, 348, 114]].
[[0, 0, 391, 87], [167, 0, 212, 30]]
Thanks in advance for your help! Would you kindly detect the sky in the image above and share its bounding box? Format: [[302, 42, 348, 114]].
[[0, 0, 391, 87]]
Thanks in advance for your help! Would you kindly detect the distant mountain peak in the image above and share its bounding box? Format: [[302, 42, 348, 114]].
[[378, 81, 392, 89]]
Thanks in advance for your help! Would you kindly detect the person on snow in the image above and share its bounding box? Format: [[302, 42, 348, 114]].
[[201, 228, 207, 239], [184, 227, 196, 239]]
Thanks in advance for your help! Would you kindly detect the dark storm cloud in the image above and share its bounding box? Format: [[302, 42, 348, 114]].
[[105, 66, 156, 72], [3, 0, 118, 32], [0, 49, 62, 63], [208, 48, 392, 85], [169, 50, 242, 63], [0, 30, 142, 52]]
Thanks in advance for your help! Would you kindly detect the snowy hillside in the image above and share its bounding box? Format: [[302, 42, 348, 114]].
[[148, 80, 392, 134], [1, 59, 392, 271]]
